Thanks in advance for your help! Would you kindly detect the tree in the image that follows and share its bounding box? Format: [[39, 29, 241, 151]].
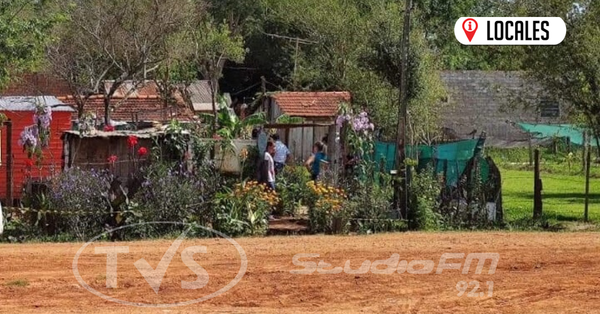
[[516, 0, 600, 150], [253, 0, 445, 142], [0, 0, 60, 90], [187, 20, 246, 132], [46, 0, 194, 124]]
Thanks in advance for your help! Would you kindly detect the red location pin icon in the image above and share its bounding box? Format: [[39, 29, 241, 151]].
[[462, 18, 478, 42]]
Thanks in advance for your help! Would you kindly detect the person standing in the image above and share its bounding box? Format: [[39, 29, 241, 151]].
[[271, 134, 291, 175], [305, 141, 327, 181], [264, 141, 276, 190]]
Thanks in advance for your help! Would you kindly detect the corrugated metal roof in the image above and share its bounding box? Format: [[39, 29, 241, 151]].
[[271, 91, 351, 117], [62, 125, 191, 138], [0, 96, 75, 112], [187, 80, 213, 111]]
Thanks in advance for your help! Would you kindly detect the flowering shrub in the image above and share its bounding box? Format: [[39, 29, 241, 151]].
[[46, 167, 112, 240], [127, 135, 138, 148], [137, 147, 148, 157], [213, 180, 278, 236], [306, 181, 349, 233], [18, 100, 53, 164], [336, 111, 374, 133], [132, 162, 210, 225], [276, 166, 312, 216]]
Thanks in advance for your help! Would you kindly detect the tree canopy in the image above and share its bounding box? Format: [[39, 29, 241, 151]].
[[1, 0, 597, 143], [0, 0, 60, 89]]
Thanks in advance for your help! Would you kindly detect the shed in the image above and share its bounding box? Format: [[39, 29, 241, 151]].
[[0, 96, 74, 202], [263, 91, 351, 161], [61, 127, 189, 180]]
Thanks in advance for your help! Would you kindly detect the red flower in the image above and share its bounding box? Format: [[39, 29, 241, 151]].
[[137, 147, 148, 157], [127, 135, 138, 148], [24, 158, 34, 168], [104, 125, 115, 132], [107, 155, 118, 164]]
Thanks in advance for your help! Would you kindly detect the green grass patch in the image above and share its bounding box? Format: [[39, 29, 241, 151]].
[[5, 279, 29, 287], [502, 168, 600, 224]]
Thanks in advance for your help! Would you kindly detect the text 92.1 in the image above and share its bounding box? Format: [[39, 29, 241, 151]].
[[456, 281, 494, 297]]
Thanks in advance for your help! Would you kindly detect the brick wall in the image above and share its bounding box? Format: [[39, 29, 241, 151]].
[[439, 71, 567, 147]]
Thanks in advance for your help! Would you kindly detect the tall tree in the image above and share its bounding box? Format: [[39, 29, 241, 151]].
[[254, 0, 445, 141], [186, 19, 246, 131], [47, 0, 194, 124], [516, 0, 600, 148], [0, 0, 60, 90]]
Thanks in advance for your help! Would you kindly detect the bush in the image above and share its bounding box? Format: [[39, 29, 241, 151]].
[[128, 162, 216, 236], [276, 166, 312, 216], [306, 181, 349, 233], [408, 166, 442, 231], [345, 173, 406, 233], [46, 167, 113, 240], [212, 180, 278, 236]]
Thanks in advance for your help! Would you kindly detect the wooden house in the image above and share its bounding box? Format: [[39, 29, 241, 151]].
[[263, 91, 351, 161]]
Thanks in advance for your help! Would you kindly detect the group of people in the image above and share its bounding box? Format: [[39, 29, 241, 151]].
[[259, 133, 328, 190]]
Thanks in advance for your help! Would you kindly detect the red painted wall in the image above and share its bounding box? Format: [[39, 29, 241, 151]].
[[0, 110, 72, 201]]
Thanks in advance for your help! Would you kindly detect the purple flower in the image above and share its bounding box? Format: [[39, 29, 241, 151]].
[[18, 126, 38, 148]]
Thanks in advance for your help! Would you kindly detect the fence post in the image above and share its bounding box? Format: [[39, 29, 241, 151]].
[[528, 134, 533, 166], [582, 131, 588, 172], [533, 149, 542, 219], [4, 120, 13, 207], [585, 148, 591, 222]]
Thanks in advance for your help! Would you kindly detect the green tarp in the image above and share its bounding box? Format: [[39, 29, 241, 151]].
[[517, 123, 597, 147], [372, 139, 488, 186]]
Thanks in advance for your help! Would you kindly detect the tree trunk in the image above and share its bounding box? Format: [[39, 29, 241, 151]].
[[104, 96, 111, 126], [594, 130, 600, 159], [209, 78, 218, 132]]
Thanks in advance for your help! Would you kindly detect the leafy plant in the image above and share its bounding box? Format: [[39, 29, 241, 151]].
[[408, 166, 442, 231], [213, 180, 278, 236], [276, 166, 312, 216], [132, 162, 212, 225], [306, 181, 349, 233]]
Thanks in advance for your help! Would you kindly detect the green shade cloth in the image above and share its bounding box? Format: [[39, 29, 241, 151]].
[[517, 123, 597, 147], [372, 139, 488, 186]]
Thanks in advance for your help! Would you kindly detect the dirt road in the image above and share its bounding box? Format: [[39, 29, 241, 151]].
[[1, 232, 600, 313]]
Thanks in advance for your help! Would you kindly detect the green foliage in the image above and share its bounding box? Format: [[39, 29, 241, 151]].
[[255, 0, 445, 140], [417, 0, 523, 70], [0, 0, 61, 89], [306, 181, 349, 234], [345, 171, 404, 234], [514, 0, 600, 146], [130, 162, 214, 225], [276, 166, 312, 216], [408, 166, 441, 230], [275, 114, 305, 124], [212, 181, 277, 236]]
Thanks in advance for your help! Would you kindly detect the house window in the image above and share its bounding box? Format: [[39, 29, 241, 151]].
[[540, 100, 560, 118]]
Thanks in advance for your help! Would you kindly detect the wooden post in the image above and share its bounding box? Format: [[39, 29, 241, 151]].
[[5, 120, 13, 207], [583, 131, 588, 172], [327, 124, 339, 185], [585, 148, 591, 222], [394, 0, 412, 219], [533, 149, 542, 219], [528, 134, 533, 166]]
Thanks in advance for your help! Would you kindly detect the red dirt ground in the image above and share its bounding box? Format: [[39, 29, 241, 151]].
[[1, 232, 600, 313]]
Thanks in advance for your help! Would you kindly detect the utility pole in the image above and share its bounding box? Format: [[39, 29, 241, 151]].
[[394, 0, 412, 219]]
